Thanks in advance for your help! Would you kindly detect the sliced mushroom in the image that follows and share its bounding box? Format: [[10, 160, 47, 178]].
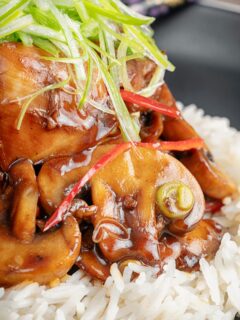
[[180, 150, 236, 199], [0, 158, 81, 286], [38, 145, 205, 266], [156, 84, 236, 199], [77, 250, 110, 281], [9, 159, 39, 243], [75, 222, 110, 281], [90, 146, 204, 263], [38, 148, 96, 214], [160, 219, 222, 271], [0, 216, 81, 287]]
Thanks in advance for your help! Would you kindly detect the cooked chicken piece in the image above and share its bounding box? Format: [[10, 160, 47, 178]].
[[126, 59, 164, 142], [0, 43, 116, 170]]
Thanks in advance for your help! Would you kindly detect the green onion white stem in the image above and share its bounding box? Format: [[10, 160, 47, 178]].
[[0, 0, 29, 20], [0, 14, 33, 38]]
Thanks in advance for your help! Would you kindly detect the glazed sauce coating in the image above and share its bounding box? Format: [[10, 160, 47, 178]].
[[36, 145, 222, 280], [0, 43, 116, 170], [0, 43, 235, 285]]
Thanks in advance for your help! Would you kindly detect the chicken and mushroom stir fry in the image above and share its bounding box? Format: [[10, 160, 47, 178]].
[[0, 42, 236, 287]]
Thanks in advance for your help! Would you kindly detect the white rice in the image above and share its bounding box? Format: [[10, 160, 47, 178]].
[[1, 104, 240, 320]]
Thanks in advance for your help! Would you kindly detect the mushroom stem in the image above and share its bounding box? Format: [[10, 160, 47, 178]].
[[9, 159, 39, 243]]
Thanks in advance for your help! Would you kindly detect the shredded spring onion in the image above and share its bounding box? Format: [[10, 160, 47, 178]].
[[0, 14, 33, 38], [125, 25, 175, 72], [118, 42, 134, 92], [137, 65, 164, 97], [0, 9, 22, 28], [82, 0, 154, 26], [32, 36, 59, 56], [48, 1, 86, 82], [40, 56, 82, 63], [79, 54, 93, 107], [23, 24, 65, 42], [0, 0, 29, 21], [0, 0, 175, 142], [89, 48, 140, 141], [17, 31, 33, 46]]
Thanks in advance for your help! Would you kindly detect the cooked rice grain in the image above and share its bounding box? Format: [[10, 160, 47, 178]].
[[1, 104, 240, 320]]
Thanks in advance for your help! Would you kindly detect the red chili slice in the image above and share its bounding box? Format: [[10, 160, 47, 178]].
[[120, 89, 180, 118], [43, 138, 204, 232], [137, 138, 204, 152], [43, 143, 132, 232]]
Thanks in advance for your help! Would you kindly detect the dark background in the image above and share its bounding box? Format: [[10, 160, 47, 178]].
[[153, 4, 240, 129]]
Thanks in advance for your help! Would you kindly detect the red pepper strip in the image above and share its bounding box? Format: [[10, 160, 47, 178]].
[[205, 200, 223, 213], [43, 138, 204, 232], [137, 138, 204, 152], [43, 143, 132, 232], [120, 89, 180, 119]]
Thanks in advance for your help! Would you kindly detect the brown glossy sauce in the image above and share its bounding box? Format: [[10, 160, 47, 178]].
[[37, 145, 220, 280], [0, 43, 236, 286], [0, 43, 117, 171]]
